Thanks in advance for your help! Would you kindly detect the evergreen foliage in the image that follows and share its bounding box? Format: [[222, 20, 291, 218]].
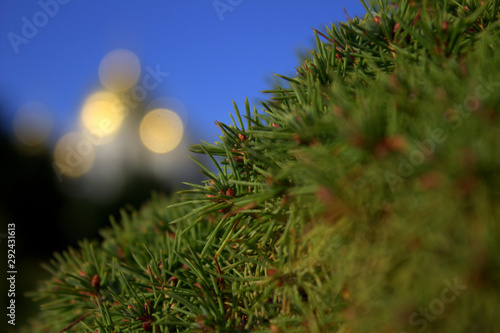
[[27, 1, 500, 332]]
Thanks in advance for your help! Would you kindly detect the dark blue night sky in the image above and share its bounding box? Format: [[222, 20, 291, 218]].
[[1, 1, 366, 144]]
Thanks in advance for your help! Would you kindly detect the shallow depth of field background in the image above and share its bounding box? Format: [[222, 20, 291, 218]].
[[0, 0, 366, 324]]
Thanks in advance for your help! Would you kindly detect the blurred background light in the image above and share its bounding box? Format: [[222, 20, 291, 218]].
[[147, 96, 188, 125], [53, 131, 96, 178], [98, 49, 141, 92], [80, 91, 125, 143], [13, 101, 52, 146], [140, 108, 183, 154]]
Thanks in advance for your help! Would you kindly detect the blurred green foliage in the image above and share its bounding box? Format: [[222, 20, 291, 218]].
[[26, 1, 500, 332]]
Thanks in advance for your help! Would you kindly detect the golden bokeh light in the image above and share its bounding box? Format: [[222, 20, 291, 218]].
[[139, 108, 184, 154], [80, 91, 125, 144], [53, 132, 96, 178], [99, 49, 141, 92], [13, 102, 52, 146]]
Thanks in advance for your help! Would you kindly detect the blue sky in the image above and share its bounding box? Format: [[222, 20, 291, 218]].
[[0, 0, 367, 146]]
